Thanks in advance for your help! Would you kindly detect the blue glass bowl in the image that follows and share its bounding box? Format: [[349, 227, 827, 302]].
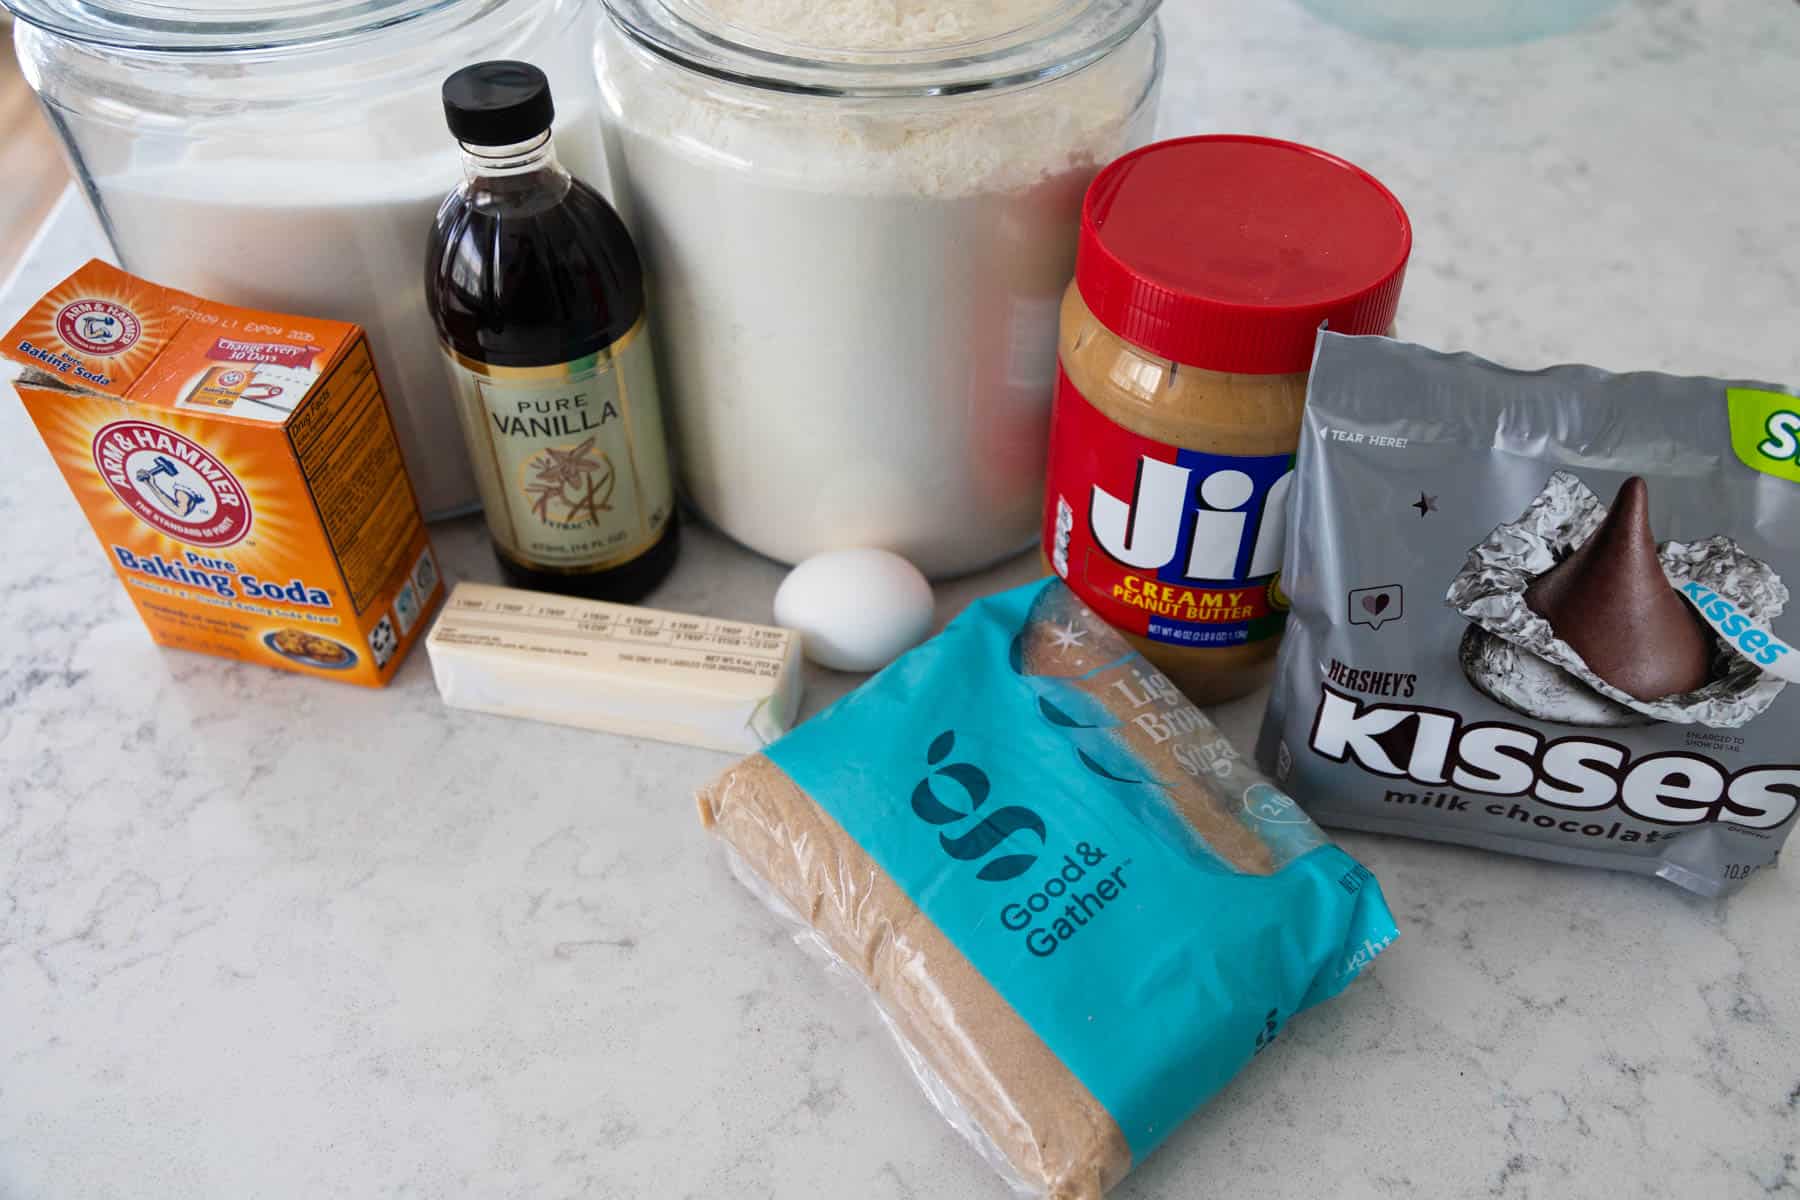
[[1296, 0, 1623, 47]]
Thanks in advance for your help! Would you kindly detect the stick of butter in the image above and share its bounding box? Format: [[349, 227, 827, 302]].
[[426, 582, 804, 754]]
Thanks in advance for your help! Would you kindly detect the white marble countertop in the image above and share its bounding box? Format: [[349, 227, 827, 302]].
[[3, 2, 1798, 1197]]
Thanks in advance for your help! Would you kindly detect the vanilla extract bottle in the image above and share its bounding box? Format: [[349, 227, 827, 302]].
[[428, 60, 678, 602]]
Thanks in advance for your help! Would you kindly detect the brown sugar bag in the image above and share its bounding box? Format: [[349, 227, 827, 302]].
[[699, 580, 1397, 1197], [700, 756, 1130, 1198]]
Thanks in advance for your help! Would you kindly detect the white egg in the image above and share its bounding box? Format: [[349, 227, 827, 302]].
[[773, 548, 935, 673]]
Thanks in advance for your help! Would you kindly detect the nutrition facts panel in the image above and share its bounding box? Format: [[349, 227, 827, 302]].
[[287, 338, 422, 613], [432, 584, 796, 680]]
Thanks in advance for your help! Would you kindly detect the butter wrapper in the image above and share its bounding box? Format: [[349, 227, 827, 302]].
[[426, 582, 802, 754]]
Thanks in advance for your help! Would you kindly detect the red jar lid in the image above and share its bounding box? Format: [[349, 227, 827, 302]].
[[1075, 135, 1412, 374]]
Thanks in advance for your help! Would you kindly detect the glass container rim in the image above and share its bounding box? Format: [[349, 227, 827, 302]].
[[0, 0, 491, 54], [598, 0, 1162, 99]]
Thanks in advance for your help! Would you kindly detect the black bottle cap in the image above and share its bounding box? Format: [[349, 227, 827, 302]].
[[442, 60, 555, 146]]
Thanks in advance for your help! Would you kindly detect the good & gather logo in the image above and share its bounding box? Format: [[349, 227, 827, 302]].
[[910, 730, 1046, 882]]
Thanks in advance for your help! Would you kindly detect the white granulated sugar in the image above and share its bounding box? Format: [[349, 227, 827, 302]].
[[97, 118, 609, 520], [601, 11, 1159, 575], [700, 0, 1064, 49]]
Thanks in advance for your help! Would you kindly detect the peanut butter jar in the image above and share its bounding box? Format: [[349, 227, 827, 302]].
[[1043, 135, 1411, 704]]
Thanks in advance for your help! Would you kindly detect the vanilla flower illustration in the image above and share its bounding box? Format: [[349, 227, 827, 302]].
[[525, 438, 616, 523], [531, 438, 605, 490]]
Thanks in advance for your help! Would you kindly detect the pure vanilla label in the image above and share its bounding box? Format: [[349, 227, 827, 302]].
[[446, 322, 672, 572]]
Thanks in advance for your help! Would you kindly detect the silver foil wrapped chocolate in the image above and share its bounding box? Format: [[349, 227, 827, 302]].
[[1447, 471, 1789, 729]]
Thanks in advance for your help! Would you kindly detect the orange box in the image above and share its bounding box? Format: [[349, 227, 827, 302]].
[[4, 259, 442, 686]]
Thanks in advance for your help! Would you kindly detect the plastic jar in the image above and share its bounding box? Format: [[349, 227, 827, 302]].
[[596, 0, 1164, 578], [9, 0, 610, 520], [1043, 136, 1412, 704]]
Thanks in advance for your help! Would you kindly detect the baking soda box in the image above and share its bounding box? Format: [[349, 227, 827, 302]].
[[3, 259, 442, 686]]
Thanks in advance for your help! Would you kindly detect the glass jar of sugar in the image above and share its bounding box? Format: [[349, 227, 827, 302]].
[[597, 0, 1163, 578], [9, 0, 613, 520]]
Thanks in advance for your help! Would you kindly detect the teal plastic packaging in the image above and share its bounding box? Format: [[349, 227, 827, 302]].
[[699, 579, 1398, 1197]]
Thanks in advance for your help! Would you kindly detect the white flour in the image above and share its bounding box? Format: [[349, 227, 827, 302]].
[[601, 4, 1160, 576], [699, 0, 1063, 50], [101, 130, 608, 519]]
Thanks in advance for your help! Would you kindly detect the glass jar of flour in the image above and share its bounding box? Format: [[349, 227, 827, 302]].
[[598, 0, 1163, 577], [9, 0, 613, 519]]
